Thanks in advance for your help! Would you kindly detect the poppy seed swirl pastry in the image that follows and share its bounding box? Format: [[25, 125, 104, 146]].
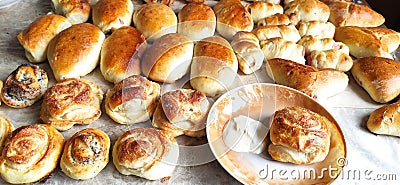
[[40, 78, 103, 131], [0, 117, 14, 153], [112, 128, 179, 180], [1, 64, 48, 108], [60, 128, 110, 180], [0, 124, 65, 184], [152, 89, 210, 137], [268, 106, 331, 164]]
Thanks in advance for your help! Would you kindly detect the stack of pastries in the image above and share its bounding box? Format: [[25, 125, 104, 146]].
[[0, 0, 399, 183]]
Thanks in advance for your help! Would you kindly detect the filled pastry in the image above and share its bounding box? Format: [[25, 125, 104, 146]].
[[92, 0, 134, 33], [298, 35, 349, 55], [40, 78, 103, 131], [252, 24, 301, 43], [0, 117, 14, 153], [1, 64, 48, 108], [51, 0, 91, 24], [231, 31, 264, 74], [105, 75, 160, 124], [152, 89, 210, 137], [308, 49, 353, 72], [178, 3, 216, 41], [256, 13, 298, 27], [112, 128, 179, 180], [367, 101, 400, 137], [284, 0, 330, 22], [144, 0, 174, 6], [0, 124, 65, 184], [260, 37, 305, 64], [60, 128, 110, 180], [246, 2, 283, 23], [297, 21, 336, 39]]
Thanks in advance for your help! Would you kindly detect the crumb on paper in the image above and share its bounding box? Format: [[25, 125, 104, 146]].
[[161, 176, 171, 183]]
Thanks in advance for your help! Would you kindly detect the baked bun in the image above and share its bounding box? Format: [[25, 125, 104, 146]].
[[133, 3, 177, 42], [266, 58, 348, 100], [142, 33, 194, 83], [324, 1, 385, 27], [144, 0, 174, 6], [0, 81, 2, 106], [47, 23, 105, 81], [351, 57, 400, 103], [60, 128, 110, 180], [367, 102, 400, 137], [284, 0, 330, 22], [92, 0, 133, 33], [213, 0, 253, 40], [51, 0, 90, 24], [334, 26, 400, 59], [0, 117, 14, 153], [17, 14, 71, 63], [256, 13, 299, 27], [246, 2, 283, 23], [0, 124, 65, 184], [308, 49, 353, 72], [40, 78, 103, 131], [231, 31, 264, 74], [1, 64, 48, 108], [297, 21, 335, 39], [252, 24, 301, 43], [100, 26, 146, 83], [152, 89, 210, 137], [112, 128, 179, 180], [260, 37, 305, 64], [268, 106, 331, 164], [298, 35, 349, 55], [105, 75, 160, 124], [190, 36, 238, 97], [178, 3, 216, 41]]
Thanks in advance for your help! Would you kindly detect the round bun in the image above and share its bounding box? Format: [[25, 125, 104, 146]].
[[178, 3, 216, 41]]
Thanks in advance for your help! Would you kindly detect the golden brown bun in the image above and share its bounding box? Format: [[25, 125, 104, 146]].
[[297, 21, 335, 39], [268, 106, 331, 164], [351, 57, 400, 103], [213, 0, 253, 40], [298, 35, 349, 55], [152, 89, 210, 137], [246, 2, 283, 23], [47, 23, 105, 81], [231, 31, 264, 74], [51, 0, 91, 24], [1, 64, 48, 108], [144, 0, 174, 6], [133, 3, 177, 42], [334, 26, 399, 59], [105, 75, 160, 124], [256, 13, 298, 27], [324, 1, 385, 27], [92, 0, 134, 33], [252, 24, 301, 43], [40, 78, 103, 131], [190, 36, 238, 97], [260, 37, 305, 64], [100, 26, 146, 83], [367, 102, 400, 137], [266, 58, 348, 100], [60, 128, 110, 180], [0, 117, 14, 154], [0, 124, 65, 184], [308, 49, 353, 72], [17, 14, 71, 63], [284, 0, 330, 22], [141, 33, 194, 83], [112, 128, 179, 180], [178, 3, 216, 41]]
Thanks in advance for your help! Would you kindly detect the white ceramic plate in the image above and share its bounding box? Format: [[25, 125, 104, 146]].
[[206, 83, 346, 185]]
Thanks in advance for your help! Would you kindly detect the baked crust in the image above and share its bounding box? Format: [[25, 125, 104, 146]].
[[0, 117, 14, 154], [284, 0, 330, 22], [51, 0, 91, 24], [178, 3, 216, 41], [92, 0, 133, 33]]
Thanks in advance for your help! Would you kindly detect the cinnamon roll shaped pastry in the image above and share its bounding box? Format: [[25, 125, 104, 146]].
[[112, 128, 179, 180], [308, 49, 353, 72], [40, 78, 103, 131], [297, 35, 349, 55], [252, 24, 301, 43], [260, 37, 305, 64], [1, 64, 48, 108], [92, 0, 134, 33], [152, 89, 210, 137], [0, 124, 65, 184], [51, 0, 91, 24], [256, 13, 299, 27], [60, 128, 110, 180], [0, 117, 14, 154], [105, 75, 160, 124], [245, 2, 283, 23], [231, 31, 264, 74]]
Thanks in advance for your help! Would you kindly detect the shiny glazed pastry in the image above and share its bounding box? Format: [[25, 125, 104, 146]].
[[152, 89, 210, 137], [132, 3, 177, 42], [51, 0, 91, 24], [100, 26, 146, 83], [231, 31, 264, 74], [1, 64, 48, 108], [298, 35, 349, 55], [284, 0, 330, 22], [0, 124, 65, 184], [367, 101, 400, 137], [260, 37, 305, 64], [144, 0, 174, 6], [112, 128, 179, 180], [60, 128, 110, 180], [40, 78, 103, 131], [268, 106, 331, 164], [252, 24, 301, 43], [92, 0, 134, 33], [308, 49, 353, 72], [17, 14, 72, 63], [105, 75, 160, 124], [47, 23, 105, 81], [178, 3, 216, 41], [0, 117, 14, 153]]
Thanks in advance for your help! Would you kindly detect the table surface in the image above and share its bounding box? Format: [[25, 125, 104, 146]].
[[0, 0, 399, 185]]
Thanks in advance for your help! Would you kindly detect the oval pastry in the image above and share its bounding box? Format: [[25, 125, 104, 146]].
[[112, 128, 179, 180], [51, 0, 91, 24], [1, 64, 48, 108], [40, 78, 103, 131], [60, 128, 110, 180], [92, 0, 134, 33], [0, 124, 65, 184], [0, 117, 14, 154]]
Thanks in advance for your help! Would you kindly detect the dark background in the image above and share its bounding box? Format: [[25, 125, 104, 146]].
[[367, 0, 400, 31]]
